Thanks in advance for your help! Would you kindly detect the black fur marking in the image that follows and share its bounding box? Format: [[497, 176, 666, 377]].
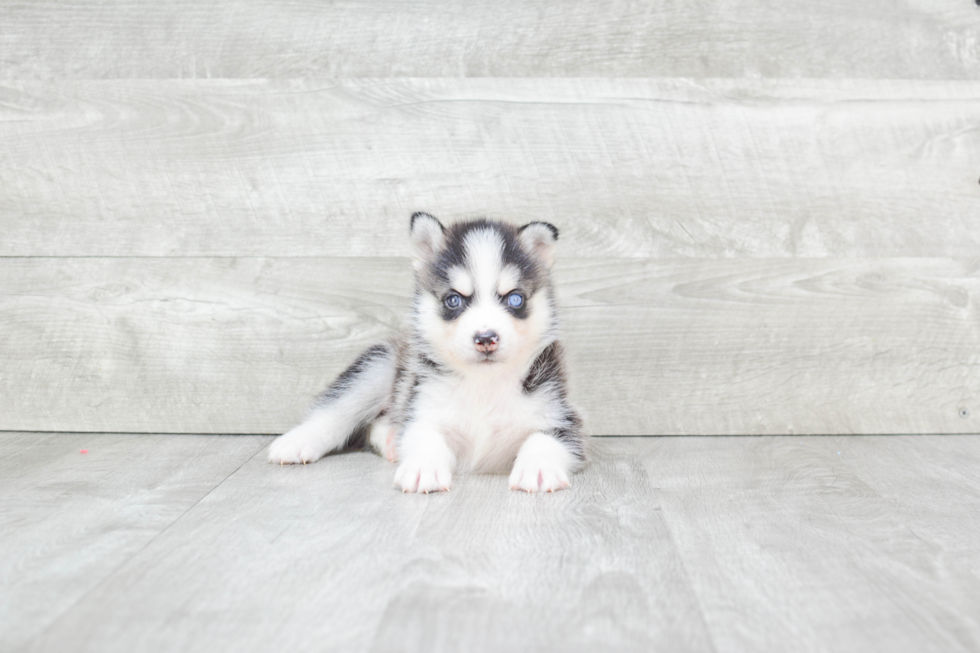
[[519, 221, 560, 241], [499, 291, 529, 320], [419, 354, 447, 374], [522, 343, 583, 459], [522, 342, 566, 397], [431, 219, 545, 294], [431, 228, 470, 286], [498, 224, 542, 289], [550, 411, 585, 461], [439, 290, 471, 321], [410, 211, 445, 233], [318, 344, 390, 404], [345, 423, 370, 450], [403, 373, 422, 423]]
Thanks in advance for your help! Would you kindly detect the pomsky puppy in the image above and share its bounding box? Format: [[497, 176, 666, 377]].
[[268, 213, 585, 493]]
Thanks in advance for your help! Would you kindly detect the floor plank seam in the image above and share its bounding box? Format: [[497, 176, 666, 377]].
[[657, 499, 721, 653], [23, 438, 273, 648], [0, 430, 282, 436]]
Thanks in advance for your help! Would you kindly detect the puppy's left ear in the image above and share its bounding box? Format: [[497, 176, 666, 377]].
[[410, 212, 446, 272], [519, 221, 559, 269]]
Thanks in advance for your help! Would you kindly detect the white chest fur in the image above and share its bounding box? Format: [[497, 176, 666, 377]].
[[414, 369, 548, 473]]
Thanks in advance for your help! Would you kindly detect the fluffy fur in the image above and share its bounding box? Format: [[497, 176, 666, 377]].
[[268, 213, 585, 493]]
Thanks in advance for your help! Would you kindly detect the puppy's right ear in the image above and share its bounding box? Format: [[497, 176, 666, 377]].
[[409, 212, 445, 272]]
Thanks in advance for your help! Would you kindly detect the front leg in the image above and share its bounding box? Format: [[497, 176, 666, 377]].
[[393, 425, 455, 493], [509, 432, 578, 493]]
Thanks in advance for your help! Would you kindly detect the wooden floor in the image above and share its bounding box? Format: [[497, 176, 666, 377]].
[[4, 433, 979, 652]]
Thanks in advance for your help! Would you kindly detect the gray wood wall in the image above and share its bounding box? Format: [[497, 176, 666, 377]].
[[2, 2, 979, 435]]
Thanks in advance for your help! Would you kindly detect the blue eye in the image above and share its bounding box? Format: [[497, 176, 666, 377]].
[[507, 292, 524, 308], [444, 293, 462, 309]]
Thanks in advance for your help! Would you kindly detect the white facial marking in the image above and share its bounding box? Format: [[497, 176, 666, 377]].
[[464, 228, 504, 301], [497, 265, 520, 296], [448, 266, 474, 297], [416, 225, 556, 373]]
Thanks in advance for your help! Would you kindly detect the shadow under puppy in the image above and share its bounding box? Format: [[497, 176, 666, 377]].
[[268, 213, 585, 493]]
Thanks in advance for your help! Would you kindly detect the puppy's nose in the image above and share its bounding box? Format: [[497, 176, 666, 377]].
[[474, 330, 499, 353]]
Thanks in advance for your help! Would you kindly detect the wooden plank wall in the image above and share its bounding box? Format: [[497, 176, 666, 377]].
[[2, 2, 979, 435]]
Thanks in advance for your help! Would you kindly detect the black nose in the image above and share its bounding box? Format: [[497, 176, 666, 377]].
[[474, 330, 499, 353]]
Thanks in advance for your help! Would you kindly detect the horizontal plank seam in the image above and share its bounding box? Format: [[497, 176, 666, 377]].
[[4, 430, 979, 438], [1, 255, 975, 261], [0, 429, 279, 437]]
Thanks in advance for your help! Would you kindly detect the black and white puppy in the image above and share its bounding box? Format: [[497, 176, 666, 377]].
[[268, 213, 585, 493]]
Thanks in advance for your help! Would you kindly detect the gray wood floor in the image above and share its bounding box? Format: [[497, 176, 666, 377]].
[[4, 433, 979, 652]]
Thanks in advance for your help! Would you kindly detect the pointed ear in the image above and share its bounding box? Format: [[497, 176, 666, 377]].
[[518, 221, 559, 269], [409, 212, 446, 271]]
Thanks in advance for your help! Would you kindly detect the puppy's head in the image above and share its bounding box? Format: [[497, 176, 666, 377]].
[[410, 212, 559, 372]]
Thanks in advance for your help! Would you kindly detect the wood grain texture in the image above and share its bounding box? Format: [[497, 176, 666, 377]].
[[0, 432, 271, 652], [2, 256, 977, 435], [2, 1, 979, 79], [2, 79, 979, 258], [22, 436, 712, 653], [7, 434, 980, 652], [645, 435, 980, 652]]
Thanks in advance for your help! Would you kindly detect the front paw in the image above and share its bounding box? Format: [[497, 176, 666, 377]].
[[394, 457, 452, 493], [509, 459, 570, 493]]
